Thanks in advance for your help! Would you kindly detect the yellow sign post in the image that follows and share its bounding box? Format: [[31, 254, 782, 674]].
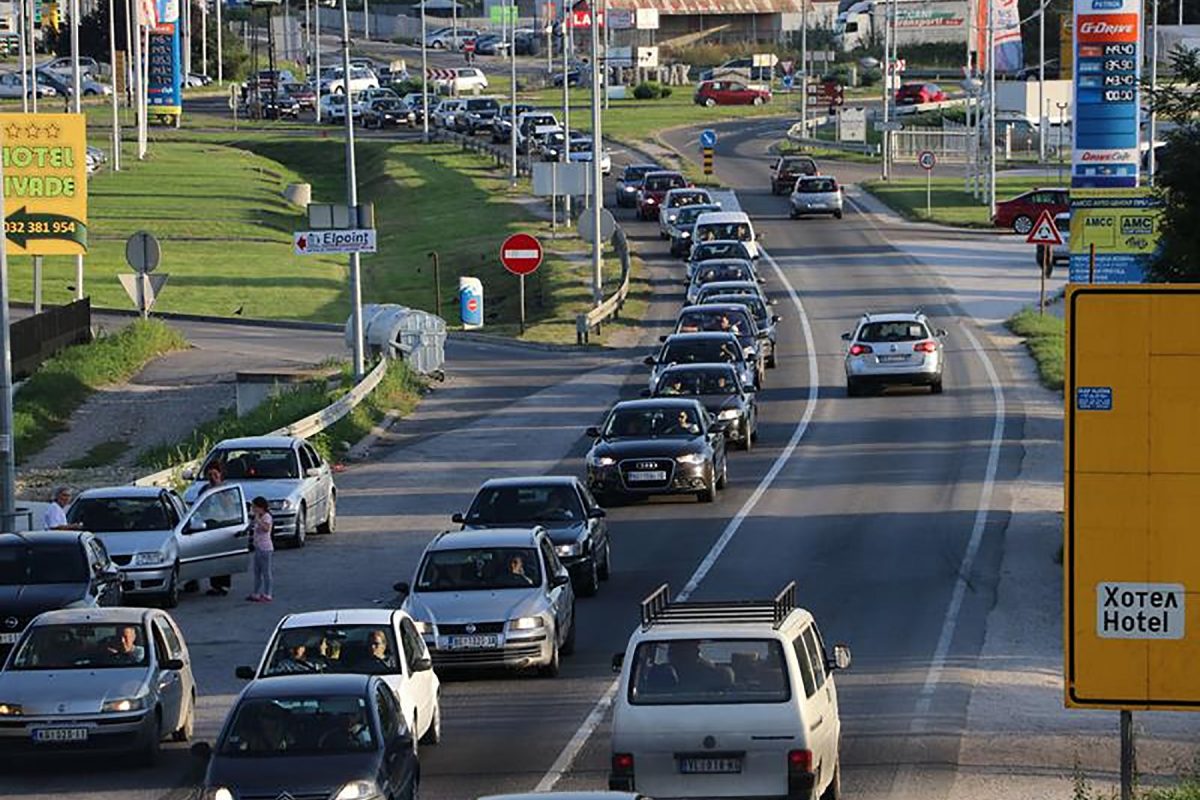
[[2, 113, 88, 256], [1065, 285, 1200, 710]]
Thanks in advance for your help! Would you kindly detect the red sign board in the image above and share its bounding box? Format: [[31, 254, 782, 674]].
[[500, 233, 543, 276], [463, 39, 476, 53], [569, 8, 603, 27]]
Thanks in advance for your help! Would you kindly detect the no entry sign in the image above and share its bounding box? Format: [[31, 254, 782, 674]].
[[500, 233, 543, 276]]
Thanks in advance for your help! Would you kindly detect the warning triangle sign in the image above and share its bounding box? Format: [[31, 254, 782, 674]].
[[1026, 209, 1063, 246]]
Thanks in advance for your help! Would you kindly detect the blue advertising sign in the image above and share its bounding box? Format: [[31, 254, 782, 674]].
[[147, 22, 182, 118], [459, 277, 483, 329], [1071, 0, 1140, 188], [1076, 386, 1113, 411], [699, 129, 717, 149]]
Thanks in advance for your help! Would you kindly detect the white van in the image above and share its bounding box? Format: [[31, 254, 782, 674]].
[[693, 211, 760, 259], [609, 582, 851, 800]]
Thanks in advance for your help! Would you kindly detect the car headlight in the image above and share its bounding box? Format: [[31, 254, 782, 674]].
[[667, 214, 677, 222], [681, 231, 691, 238], [718, 408, 742, 421], [555, 542, 581, 557], [268, 498, 295, 512], [507, 616, 545, 631], [589, 454, 616, 467], [0, 702, 23, 716], [133, 551, 168, 566], [623, 185, 635, 192], [208, 788, 234, 800], [645, 197, 656, 204], [676, 453, 706, 465], [412, 620, 432, 634], [334, 781, 381, 800], [102, 694, 148, 713]]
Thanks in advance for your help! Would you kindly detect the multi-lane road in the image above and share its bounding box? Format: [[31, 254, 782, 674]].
[[6, 117, 1199, 800]]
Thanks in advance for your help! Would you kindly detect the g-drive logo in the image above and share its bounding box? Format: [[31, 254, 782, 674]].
[[1076, 13, 1139, 41], [1079, 20, 1133, 34]]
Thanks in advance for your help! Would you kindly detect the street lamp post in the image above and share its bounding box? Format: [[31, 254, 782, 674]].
[[71, 0, 83, 300], [987, 6, 996, 217], [509, 0, 517, 183], [589, 2, 602, 304], [1148, 0, 1159, 185], [1038, 0, 1045, 163], [421, 0, 428, 141], [341, 0, 364, 379], [108, 0, 120, 171], [217, 0, 224, 83]]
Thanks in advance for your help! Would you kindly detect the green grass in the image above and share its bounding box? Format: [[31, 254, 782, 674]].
[[140, 359, 424, 469], [14, 320, 187, 463], [1142, 781, 1200, 800], [1006, 308, 1064, 391], [778, 140, 879, 165], [64, 439, 130, 469], [862, 175, 1051, 228]]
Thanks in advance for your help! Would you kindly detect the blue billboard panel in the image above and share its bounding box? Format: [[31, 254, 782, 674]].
[[1071, 0, 1141, 189]]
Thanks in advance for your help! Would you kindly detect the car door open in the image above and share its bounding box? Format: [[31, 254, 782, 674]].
[[177, 485, 250, 582]]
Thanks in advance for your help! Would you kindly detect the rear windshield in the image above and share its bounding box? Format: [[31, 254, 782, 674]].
[[661, 340, 742, 365], [0, 543, 87, 585], [691, 242, 749, 261], [645, 174, 686, 192], [466, 98, 498, 111], [858, 321, 930, 342], [467, 484, 584, 524], [696, 222, 752, 242], [797, 178, 837, 193], [629, 639, 791, 705], [780, 158, 817, 175], [623, 165, 656, 181]]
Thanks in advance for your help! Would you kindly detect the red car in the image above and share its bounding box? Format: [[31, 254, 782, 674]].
[[637, 170, 689, 221], [895, 82, 947, 105], [991, 187, 1070, 234], [693, 79, 771, 107]]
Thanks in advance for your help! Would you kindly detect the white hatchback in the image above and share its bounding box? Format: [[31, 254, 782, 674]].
[[609, 582, 851, 800]]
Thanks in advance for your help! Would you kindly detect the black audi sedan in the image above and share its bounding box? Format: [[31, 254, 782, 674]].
[[195, 674, 419, 800], [645, 363, 758, 451], [453, 476, 612, 597], [585, 398, 729, 504]]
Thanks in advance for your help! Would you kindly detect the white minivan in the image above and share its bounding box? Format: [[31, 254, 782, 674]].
[[693, 210, 760, 259], [609, 582, 851, 800]]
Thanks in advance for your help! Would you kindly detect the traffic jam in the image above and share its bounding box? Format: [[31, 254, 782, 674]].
[[0, 141, 964, 800]]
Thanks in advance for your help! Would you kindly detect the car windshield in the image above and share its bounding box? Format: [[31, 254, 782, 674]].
[[629, 639, 791, 705], [603, 407, 702, 438], [262, 625, 400, 677], [220, 696, 377, 756], [662, 340, 742, 365], [10, 623, 150, 670], [696, 264, 752, 283], [416, 547, 542, 591], [858, 321, 930, 342], [709, 296, 768, 325], [692, 242, 749, 261], [677, 309, 753, 335], [0, 543, 87, 585], [797, 178, 837, 193], [467, 485, 584, 524], [374, 99, 404, 110], [669, 191, 709, 208], [205, 447, 298, 480], [67, 496, 172, 532], [658, 369, 740, 396], [644, 174, 686, 192], [696, 222, 752, 242], [569, 138, 595, 153], [467, 99, 498, 111]]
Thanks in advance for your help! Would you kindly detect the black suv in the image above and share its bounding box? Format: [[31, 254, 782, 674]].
[[0, 531, 123, 662], [456, 97, 501, 135]]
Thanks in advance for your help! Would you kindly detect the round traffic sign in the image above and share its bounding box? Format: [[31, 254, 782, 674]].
[[125, 231, 161, 273], [918, 150, 937, 171], [577, 208, 617, 245], [500, 233, 543, 276]]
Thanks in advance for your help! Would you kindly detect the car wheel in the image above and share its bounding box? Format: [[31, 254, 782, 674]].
[[317, 492, 336, 534], [821, 761, 841, 800], [84, 88, 97, 96], [931, 377, 944, 394], [172, 692, 195, 742], [419, 700, 442, 745], [598, 539, 612, 581], [561, 605, 577, 655], [717, 457, 728, 489], [789, 208, 799, 219], [753, 95, 764, 106], [767, 348, 778, 369], [834, 210, 843, 219], [1013, 214, 1034, 235], [847, 378, 861, 398], [704, 97, 716, 107], [291, 505, 307, 548], [139, 709, 162, 766], [741, 422, 753, 451], [699, 474, 717, 503], [160, 564, 180, 609], [578, 556, 600, 597], [540, 641, 561, 677]]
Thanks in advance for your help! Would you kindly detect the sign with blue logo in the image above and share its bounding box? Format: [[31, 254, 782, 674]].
[[146, 22, 182, 117], [1068, 188, 1163, 283], [459, 276, 483, 329], [1076, 386, 1113, 411], [699, 129, 717, 149], [782, 74, 794, 90], [1071, 0, 1140, 188]]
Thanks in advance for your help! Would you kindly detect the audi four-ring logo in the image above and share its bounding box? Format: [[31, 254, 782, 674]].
[[637, 462, 658, 469], [465, 624, 477, 634]]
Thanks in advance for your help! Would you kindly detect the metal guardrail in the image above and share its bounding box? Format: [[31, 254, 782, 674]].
[[576, 227, 633, 345], [133, 357, 391, 489], [435, 128, 535, 177]]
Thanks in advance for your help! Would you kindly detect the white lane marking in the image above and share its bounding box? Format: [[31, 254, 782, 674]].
[[533, 228, 820, 794]]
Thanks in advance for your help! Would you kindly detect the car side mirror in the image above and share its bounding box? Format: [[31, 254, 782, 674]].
[[658, 335, 668, 343], [710, 420, 730, 434], [451, 512, 465, 524], [411, 655, 433, 672], [612, 652, 625, 673], [305, 467, 321, 478], [585, 426, 601, 438], [161, 658, 185, 671], [235, 665, 256, 680], [551, 573, 571, 588], [191, 741, 212, 761], [186, 518, 206, 533], [841, 332, 852, 340], [643, 355, 656, 366], [830, 643, 852, 671], [588, 507, 607, 519], [393, 581, 411, 596]]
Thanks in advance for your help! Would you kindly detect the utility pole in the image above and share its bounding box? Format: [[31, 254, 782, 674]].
[[880, 0, 890, 180], [71, 0, 84, 300], [987, 4, 996, 217], [216, 0, 223, 83], [589, 0, 602, 304], [561, 3, 571, 227], [182, 0, 191, 78], [28, 0, 37, 113], [420, 0, 428, 141], [1148, 0, 1158, 185], [602, 0, 609, 110], [509, 0, 517, 183], [202, 0, 209, 76], [108, 0, 120, 170], [363, 0, 369, 39], [800, 0, 807, 132], [0, 147, 14, 533], [315, 2, 321, 121], [341, 0, 364, 379], [1038, 0, 1045, 163]]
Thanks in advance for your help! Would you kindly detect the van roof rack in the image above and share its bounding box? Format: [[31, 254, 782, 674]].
[[639, 581, 797, 631]]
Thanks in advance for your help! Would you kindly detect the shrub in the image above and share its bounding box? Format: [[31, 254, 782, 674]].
[[633, 81, 665, 100], [660, 85, 673, 99]]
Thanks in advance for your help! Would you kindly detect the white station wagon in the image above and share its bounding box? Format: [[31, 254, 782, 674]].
[[609, 582, 851, 800]]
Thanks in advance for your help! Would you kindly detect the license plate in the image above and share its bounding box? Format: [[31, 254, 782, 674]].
[[447, 634, 500, 650], [878, 354, 909, 362], [33, 727, 88, 743], [678, 756, 742, 774], [0, 632, 19, 644], [627, 470, 667, 482]]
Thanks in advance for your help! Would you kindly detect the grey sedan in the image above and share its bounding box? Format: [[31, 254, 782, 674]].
[[0, 607, 196, 762]]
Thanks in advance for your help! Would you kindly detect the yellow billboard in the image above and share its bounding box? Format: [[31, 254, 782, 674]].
[[2, 112, 88, 256], [1065, 286, 1200, 710]]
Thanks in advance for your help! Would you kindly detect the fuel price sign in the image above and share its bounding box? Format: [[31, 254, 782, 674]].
[[1071, 0, 1141, 189]]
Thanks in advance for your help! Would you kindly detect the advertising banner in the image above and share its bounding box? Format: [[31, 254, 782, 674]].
[[2, 113, 89, 255], [147, 21, 182, 117], [1068, 188, 1163, 283], [975, 0, 1024, 72], [1072, 0, 1140, 188]]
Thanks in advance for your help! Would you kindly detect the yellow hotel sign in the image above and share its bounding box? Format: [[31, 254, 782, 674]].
[[1066, 285, 1200, 710], [2, 113, 88, 256]]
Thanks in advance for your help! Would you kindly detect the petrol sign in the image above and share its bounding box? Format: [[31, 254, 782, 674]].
[[1071, 0, 1140, 188], [1065, 286, 1200, 710]]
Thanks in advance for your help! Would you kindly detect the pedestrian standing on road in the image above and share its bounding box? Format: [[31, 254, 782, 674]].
[[42, 486, 82, 531], [248, 496, 274, 603]]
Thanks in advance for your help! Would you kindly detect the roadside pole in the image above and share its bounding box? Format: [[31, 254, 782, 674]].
[[987, 7, 996, 218], [0, 151, 15, 533], [71, 0, 84, 300], [17, 0, 26, 113], [108, 0, 120, 170], [132, 0, 147, 160], [1057, 102, 1068, 183], [589, 2, 602, 304], [800, 0, 807, 133], [1040, 244, 1048, 314], [451, 0, 456, 54], [1038, 0, 1045, 163], [509, 0, 517, 185], [363, 0, 369, 39], [216, 0, 223, 83], [315, 3, 322, 122], [880, 0, 890, 180], [1147, 0, 1158, 185], [420, 0, 427, 141], [1121, 710, 1136, 800], [203, 0, 209, 76], [28, 0, 37, 113], [561, 6, 571, 227], [602, 0, 609, 111], [341, 0, 364, 379]]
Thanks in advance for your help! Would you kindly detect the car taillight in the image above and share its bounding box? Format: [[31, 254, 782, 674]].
[[612, 753, 635, 774], [788, 749, 812, 773], [849, 343, 872, 356], [913, 340, 937, 353]]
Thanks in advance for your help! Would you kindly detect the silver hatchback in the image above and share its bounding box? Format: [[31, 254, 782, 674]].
[[790, 175, 844, 219], [842, 312, 947, 396]]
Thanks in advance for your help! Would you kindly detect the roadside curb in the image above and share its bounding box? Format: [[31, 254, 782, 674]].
[[17, 302, 347, 333]]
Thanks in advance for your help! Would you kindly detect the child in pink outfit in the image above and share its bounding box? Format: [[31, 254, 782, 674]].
[[248, 496, 274, 602]]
